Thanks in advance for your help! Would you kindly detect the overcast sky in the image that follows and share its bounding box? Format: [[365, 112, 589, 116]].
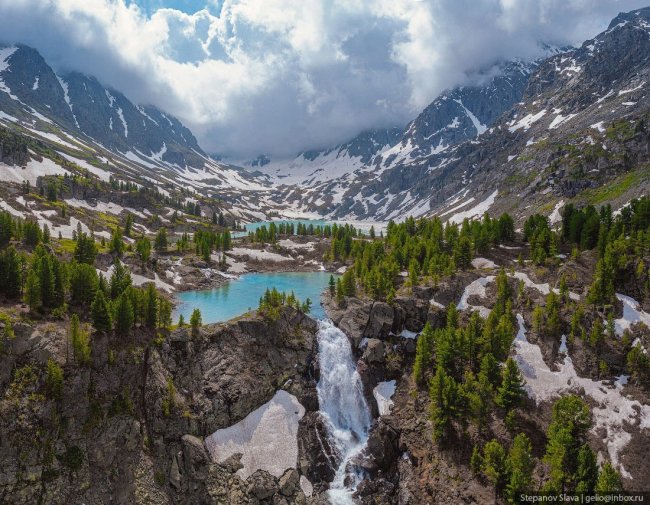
[[0, 0, 647, 158]]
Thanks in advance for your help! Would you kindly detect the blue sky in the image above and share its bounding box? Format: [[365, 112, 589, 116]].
[[0, 0, 647, 158], [131, 0, 219, 15]]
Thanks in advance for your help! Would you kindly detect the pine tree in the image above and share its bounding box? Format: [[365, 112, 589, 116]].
[[110, 226, 124, 257], [124, 214, 134, 238], [143, 283, 159, 328], [115, 293, 134, 336], [178, 314, 185, 327], [110, 260, 132, 299], [70, 314, 91, 364], [544, 395, 591, 492], [38, 255, 56, 309], [2, 246, 21, 299], [496, 358, 525, 412], [595, 462, 622, 494], [158, 298, 172, 330], [412, 323, 435, 385], [45, 357, 64, 400], [589, 318, 604, 348], [70, 263, 99, 308], [24, 268, 40, 312], [91, 289, 112, 333], [136, 236, 151, 268], [454, 236, 472, 269], [575, 444, 598, 494], [154, 228, 168, 252], [482, 439, 507, 500], [190, 308, 202, 336], [329, 274, 336, 296], [470, 445, 483, 474], [506, 433, 534, 503], [429, 366, 457, 443], [73, 232, 97, 264]]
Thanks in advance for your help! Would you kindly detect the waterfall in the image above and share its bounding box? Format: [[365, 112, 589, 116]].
[[316, 319, 372, 504]]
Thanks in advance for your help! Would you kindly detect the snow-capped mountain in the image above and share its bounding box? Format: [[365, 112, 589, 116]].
[[0, 44, 273, 221], [373, 59, 542, 170], [291, 6, 650, 223], [243, 127, 402, 186]]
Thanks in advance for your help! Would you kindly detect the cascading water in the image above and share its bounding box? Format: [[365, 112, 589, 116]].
[[316, 319, 372, 504]]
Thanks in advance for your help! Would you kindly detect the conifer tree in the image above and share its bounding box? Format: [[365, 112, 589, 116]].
[[144, 283, 158, 328], [470, 445, 483, 474], [46, 357, 64, 401], [482, 439, 507, 500], [506, 433, 534, 504], [496, 358, 525, 412], [575, 444, 598, 494], [91, 289, 112, 333], [70, 314, 91, 364], [24, 268, 40, 312], [115, 293, 134, 336], [595, 462, 622, 494], [412, 323, 435, 385], [190, 308, 202, 336]]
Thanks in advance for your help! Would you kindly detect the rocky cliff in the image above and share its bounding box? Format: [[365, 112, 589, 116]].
[[0, 307, 323, 504]]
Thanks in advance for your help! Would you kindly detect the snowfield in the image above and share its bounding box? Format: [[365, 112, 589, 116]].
[[229, 247, 293, 263], [205, 390, 307, 483], [514, 314, 650, 480]]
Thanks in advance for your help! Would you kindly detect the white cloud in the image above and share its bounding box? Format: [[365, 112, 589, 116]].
[[0, 0, 646, 158]]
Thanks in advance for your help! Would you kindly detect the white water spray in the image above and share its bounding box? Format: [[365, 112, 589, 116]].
[[316, 320, 372, 504]]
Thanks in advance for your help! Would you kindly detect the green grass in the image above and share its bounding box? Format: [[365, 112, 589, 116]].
[[578, 167, 648, 204]]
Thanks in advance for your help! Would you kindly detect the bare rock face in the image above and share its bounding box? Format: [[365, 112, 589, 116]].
[[364, 302, 394, 339], [0, 307, 322, 505], [297, 411, 341, 491]]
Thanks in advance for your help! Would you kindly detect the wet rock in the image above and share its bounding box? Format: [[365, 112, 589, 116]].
[[297, 412, 340, 487], [365, 419, 400, 472]]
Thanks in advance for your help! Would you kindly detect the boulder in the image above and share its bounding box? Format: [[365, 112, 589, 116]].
[[362, 339, 385, 364], [364, 302, 394, 340], [278, 468, 300, 496], [393, 297, 429, 332], [426, 305, 447, 329], [247, 469, 278, 500], [181, 435, 210, 481], [338, 299, 373, 348], [365, 419, 400, 472]]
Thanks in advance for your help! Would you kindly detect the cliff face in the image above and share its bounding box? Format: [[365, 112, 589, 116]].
[[0, 307, 320, 505]]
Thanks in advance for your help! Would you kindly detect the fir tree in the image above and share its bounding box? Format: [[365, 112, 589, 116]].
[[496, 358, 525, 412], [505, 433, 534, 504], [190, 308, 202, 336], [482, 439, 507, 500], [91, 289, 112, 333], [595, 462, 622, 494], [575, 444, 598, 494], [114, 293, 134, 336]]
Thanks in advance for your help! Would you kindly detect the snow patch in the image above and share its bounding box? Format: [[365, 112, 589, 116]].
[[373, 380, 396, 416], [205, 390, 305, 479]]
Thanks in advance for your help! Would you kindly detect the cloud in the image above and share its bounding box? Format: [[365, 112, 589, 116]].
[[0, 0, 647, 158]]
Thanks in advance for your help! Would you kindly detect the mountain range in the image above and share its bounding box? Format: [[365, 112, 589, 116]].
[[2, 7, 650, 228]]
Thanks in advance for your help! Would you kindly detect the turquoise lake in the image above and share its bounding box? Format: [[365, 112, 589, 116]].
[[231, 219, 330, 238], [173, 271, 336, 323]]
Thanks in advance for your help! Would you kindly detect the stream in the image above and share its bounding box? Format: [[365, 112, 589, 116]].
[[175, 271, 372, 503], [316, 320, 372, 503]]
